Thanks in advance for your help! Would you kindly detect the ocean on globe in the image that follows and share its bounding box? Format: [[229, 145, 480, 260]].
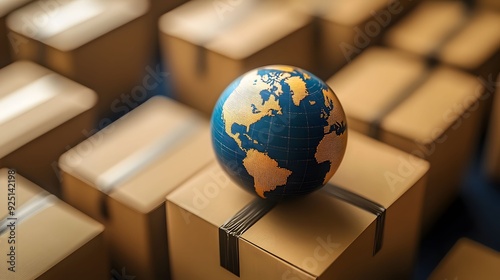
[[211, 65, 347, 199]]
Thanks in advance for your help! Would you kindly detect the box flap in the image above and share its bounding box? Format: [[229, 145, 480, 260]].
[[438, 10, 500, 70], [429, 238, 500, 280], [0, 168, 44, 218], [292, 0, 388, 26], [242, 188, 373, 277], [327, 47, 427, 130], [0, 0, 31, 17], [330, 131, 429, 207], [0, 170, 103, 279], [7, 0, 148, 51], [167, 162, 256, 228], [168, 130, 429, 277], [59, 96, 213, 213], [0, 61, 97, 158], [384, 1, 468, 57], [242, 131, 428, 276], [159, 0, 311, 60], [382, 66, 482, 144], [113, 126, 214, 213]]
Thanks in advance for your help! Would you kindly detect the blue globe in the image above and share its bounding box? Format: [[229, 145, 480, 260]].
[[211, 65, 347, 199]]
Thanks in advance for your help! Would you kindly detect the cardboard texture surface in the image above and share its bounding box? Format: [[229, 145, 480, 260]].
[[484, 74, 500, 183], [6, 0, 154, 120], [290, 0, 419, 78], [328, 47, 486, 230], [167, 130, 429, 279], [0, 0, 33, 67], [0, 60, 96, 196], [159, 0, 314, 115], [59, 96, 214, 280], [428, 238, 500, 280], [384, 1, 500, 78], [0, 168, 107, 280]]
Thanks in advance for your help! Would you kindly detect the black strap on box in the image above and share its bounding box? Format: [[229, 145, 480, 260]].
[[218, 184, 387, 276], [323, 184, 386, 255], [219, 198, 277, 276]]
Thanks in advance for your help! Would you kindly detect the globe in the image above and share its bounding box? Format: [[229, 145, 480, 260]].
[[211, 65, 348, 199]]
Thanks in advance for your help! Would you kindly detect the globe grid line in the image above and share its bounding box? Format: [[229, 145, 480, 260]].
[[211, 65, 347, 199], [284, 84, 292, 194], [298, 98, 312, 191]]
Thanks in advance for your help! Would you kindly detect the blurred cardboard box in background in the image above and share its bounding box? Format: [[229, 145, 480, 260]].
[[328, 47, 486, 231], [0, 61, 96, 196], [0, 0, 32, 67], [0, 168, 108, 280], [159, 0, 314, 116], [291, 0, 419, 79], [384, 1, 500, 80], [59, 96, 214, 280], [428, 238, 500, 280], [6, 0, 153, 121]]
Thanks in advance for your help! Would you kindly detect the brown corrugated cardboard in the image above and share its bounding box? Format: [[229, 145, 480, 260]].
[[0, 60, 97, 196], [290, 0, 419, 78], [148, 0, 186, 22], [328, 47, 486, 231], [478, 0, 500, 10], [6, 0, 153, 120], [145, 0, 187, 53], [0, 168, 108, 280], [428, 238, 500, 280], [484, 74, 500, 183], [384, 1, 500, 78], [0, 0, 32, 67], [159, 0, 314, 115], [167, 130, 429, 279], [59, 96, 214, 280]]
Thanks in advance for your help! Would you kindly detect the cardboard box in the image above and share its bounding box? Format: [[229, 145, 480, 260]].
[[166, 130, 429, 280], [428, 238, 500, 280], [159, 0, 315, 116], [478, 0, 500, 11], [327, 47, 486, 231], [145, 0, 187, 53], [0, 60, 97, 196], [59, 96, 214, 280], [484, 74, 500, 183], [0, 168, 108, 280], [290, 0, 419, 79], [6, 0, 154, 120], [0, 0, 32, 67], [384, 1, 500, 79], [148, 0, 186, 23]]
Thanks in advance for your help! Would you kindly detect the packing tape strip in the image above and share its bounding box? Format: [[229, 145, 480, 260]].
[[95, 115, 205, 194], [94, 114, 205, 218], [0, 192, 57, 235]]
